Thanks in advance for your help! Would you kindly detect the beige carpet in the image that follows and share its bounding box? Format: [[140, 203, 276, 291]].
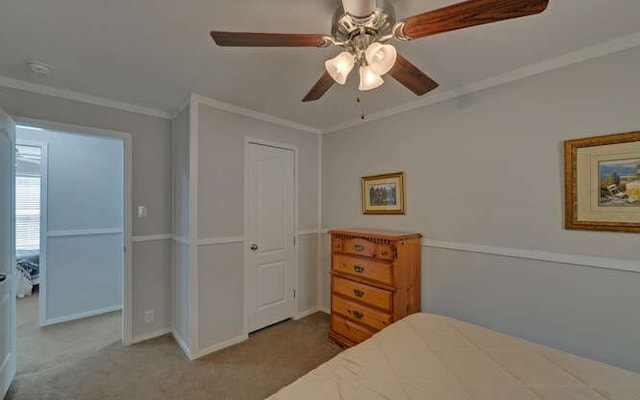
[[14, 291, 122, 377], [7, 296, 341, 400]]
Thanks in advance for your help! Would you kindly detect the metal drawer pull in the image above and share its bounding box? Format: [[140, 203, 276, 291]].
[[354, 244, 364, 252], [353, 289, 364, 298], [353, 265, 364, 273], [380, 250, 388, 256], [353, 310, 364, 319], [0, 273, 6, 282]]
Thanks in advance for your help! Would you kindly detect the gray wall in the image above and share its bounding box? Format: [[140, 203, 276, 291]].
[[322, 47, 640, 372], [18, 128, 123, 232], [195, 102, 320, 352], [1, 87, 172, 339], [171, 106, 191, 349], [18, 127, 123, 323]]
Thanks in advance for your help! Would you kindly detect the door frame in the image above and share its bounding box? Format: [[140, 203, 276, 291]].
[[243, 137, 299, 335], [13, 117, 134, 345], [14, 139, 49, 327], [0, 109, 16, 399]]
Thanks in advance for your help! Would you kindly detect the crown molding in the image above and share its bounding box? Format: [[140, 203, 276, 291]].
[[322, 32, 640, 134], [3, 32, 639, 131], [191, 93, 322, 135], [0, 75, 172, 119], [170, 95, 192, 120]]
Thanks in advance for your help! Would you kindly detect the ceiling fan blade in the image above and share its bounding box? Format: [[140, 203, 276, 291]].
[[211, 31, 330, 47], [388, 54, 439, 96], [398, 0, 549, 40], [302, 71, 335, 102]]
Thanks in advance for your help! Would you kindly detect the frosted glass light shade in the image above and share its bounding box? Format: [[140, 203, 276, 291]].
[[325, 51, 355, 85], [359, 66, 383, 91], [365, 42, 397, 76]]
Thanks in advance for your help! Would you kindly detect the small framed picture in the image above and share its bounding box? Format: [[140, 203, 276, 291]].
[[565, 131, 640, 232], [361, 172, 405, 215]]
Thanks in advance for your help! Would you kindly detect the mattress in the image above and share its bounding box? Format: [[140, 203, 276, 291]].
[[267, 313, 640, 399], [16, 250, 40, 284]]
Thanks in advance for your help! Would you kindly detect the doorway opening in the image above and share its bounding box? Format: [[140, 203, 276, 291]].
[[13, 121, 131, 377], [15, 143, 42, 300]]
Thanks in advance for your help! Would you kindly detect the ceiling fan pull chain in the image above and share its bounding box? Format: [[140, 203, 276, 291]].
[[357, 95, 366, 120]]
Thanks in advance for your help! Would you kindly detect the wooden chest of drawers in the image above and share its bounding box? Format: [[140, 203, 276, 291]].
[[328, 229, 422, 347]]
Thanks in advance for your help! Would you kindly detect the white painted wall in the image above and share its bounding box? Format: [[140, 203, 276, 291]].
[[194, 98, 320, 355], [17, 128, 123, 323], [171, 106, 192, 352], [322, 46, 640, 372], [0, 87, 172, 339]]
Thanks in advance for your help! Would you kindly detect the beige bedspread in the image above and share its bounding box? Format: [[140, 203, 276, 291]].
[[267, 313, 640, 399]]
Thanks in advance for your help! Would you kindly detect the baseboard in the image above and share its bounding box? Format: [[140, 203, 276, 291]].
[[192, 334, 248, 360], [293, 307, 321, 320], [131, 327, 172, 344], [319, 307, 330, 315], [42, 305, 122, 326], [0, 354, 16, 399], [171, 329, 193, 360]]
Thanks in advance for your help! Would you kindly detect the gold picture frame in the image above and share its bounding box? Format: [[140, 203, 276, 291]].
[[565, 131, 640, 232], [361, 172, 406, 214]]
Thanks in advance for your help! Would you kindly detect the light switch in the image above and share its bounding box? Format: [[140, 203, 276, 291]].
[[137, 205, 148, 218]]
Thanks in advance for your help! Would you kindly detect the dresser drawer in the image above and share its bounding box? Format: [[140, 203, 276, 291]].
[[331, 314, 375, 344], [339, 237, 395, 261], [333, 254, 393, 286], [332, 276, 392, 312], [342, 237, 376, 258], [332, 295, 392, 331], [376, 243, 394, 261]]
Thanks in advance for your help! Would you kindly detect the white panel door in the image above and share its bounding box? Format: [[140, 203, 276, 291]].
[[246, 143, 296, 332], [0, 107, 16, 398]]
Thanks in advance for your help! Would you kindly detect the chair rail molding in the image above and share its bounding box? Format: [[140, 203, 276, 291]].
[[47, 228, 123, 237], [422, 239, 640, 274], [132, 233, 172, 243]]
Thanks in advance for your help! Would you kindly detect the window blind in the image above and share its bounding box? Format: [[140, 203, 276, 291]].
[[16, 175, 41, 251]]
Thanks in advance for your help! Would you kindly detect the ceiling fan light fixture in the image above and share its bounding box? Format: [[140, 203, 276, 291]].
[[325, 51, 355, 84], [365, 42, 397, 76], [359, 65, 383, 91], [210, 0, 550, 101]]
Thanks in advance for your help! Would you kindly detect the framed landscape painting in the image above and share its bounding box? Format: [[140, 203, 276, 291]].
[[565, 131, 640, 232], [361, 172, 405, 214]]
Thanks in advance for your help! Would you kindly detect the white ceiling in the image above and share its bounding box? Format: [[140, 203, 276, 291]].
[[1, 0, 640, 130]]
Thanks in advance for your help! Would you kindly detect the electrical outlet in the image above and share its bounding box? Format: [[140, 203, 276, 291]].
[[144, 310, 155, 323]]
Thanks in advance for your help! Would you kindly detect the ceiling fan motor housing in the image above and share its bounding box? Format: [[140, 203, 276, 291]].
[[331, 0, 396, 52]]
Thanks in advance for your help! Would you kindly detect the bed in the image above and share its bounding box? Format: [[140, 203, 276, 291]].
[[16, 250, 40, 297], [268, 313, 640, 399]]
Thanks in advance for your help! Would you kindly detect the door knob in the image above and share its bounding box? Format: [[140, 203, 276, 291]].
[[0, 273, 6, 282], [250, 243, 258, 251]]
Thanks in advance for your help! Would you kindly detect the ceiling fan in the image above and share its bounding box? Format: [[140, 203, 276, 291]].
[[210, 0, 549, 102]]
